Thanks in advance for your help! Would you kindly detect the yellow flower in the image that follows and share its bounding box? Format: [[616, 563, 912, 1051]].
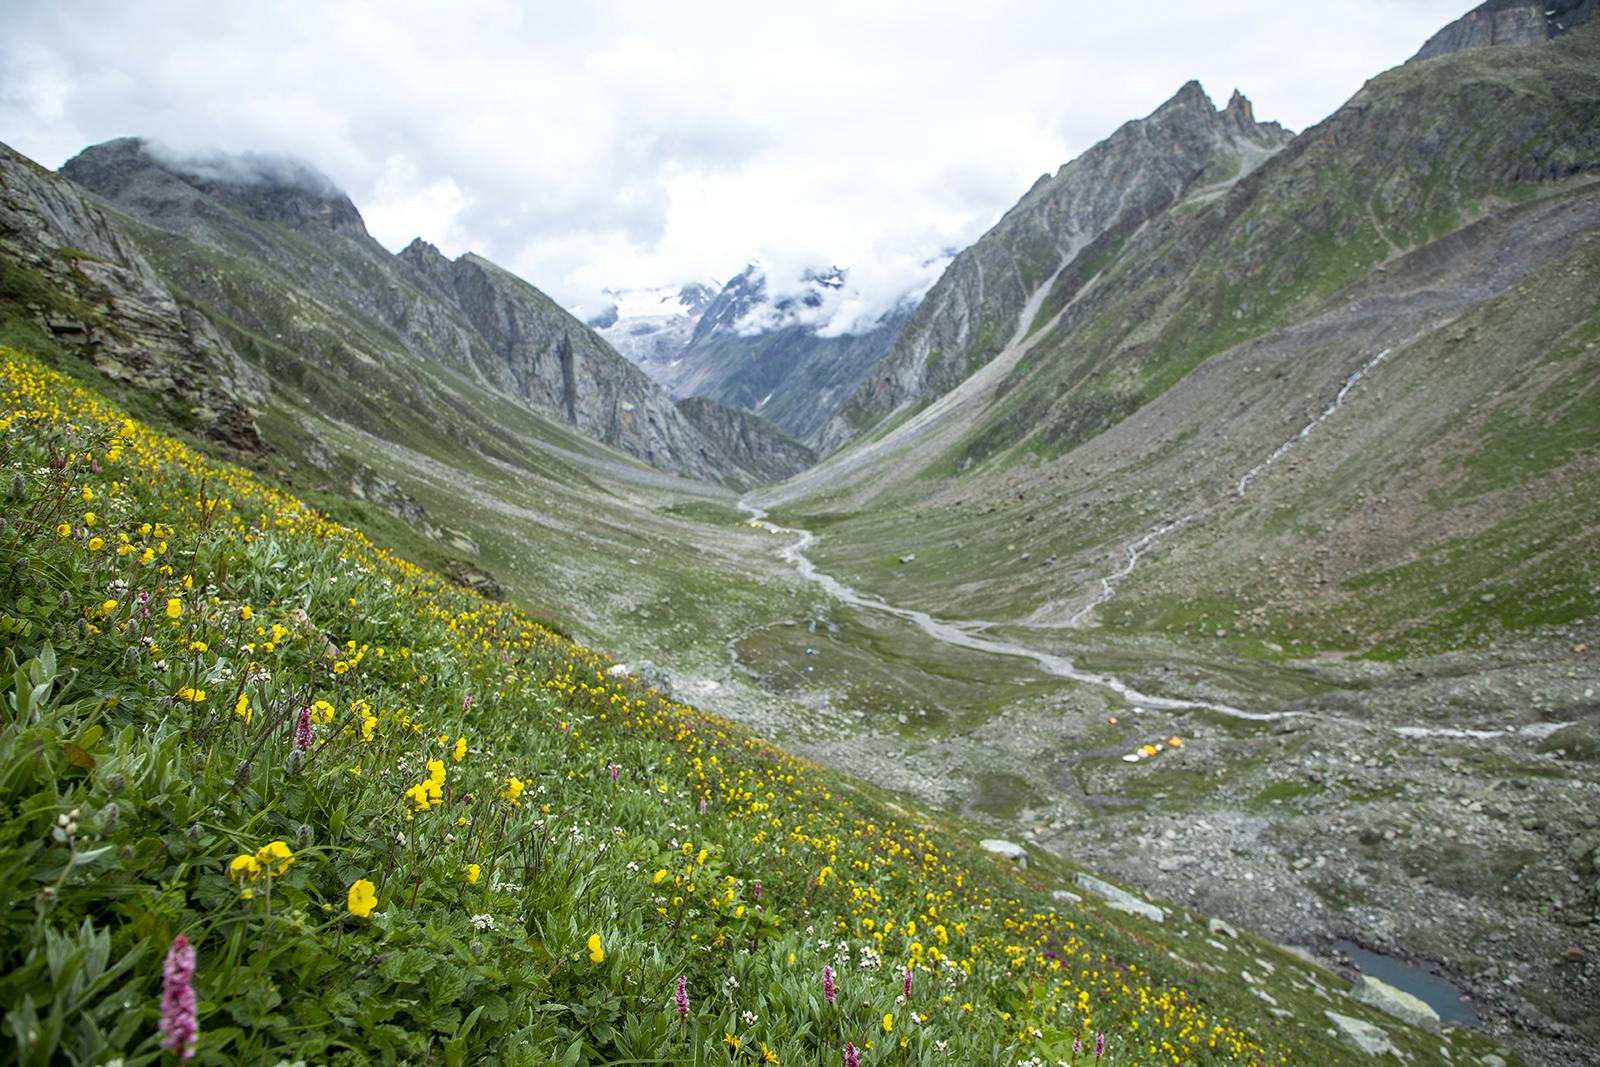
[[360, 715, 376, 742], [500, 776, 524, 805], [310, 700, 334, 724], [81, 486, 93, 502], [427, 758, 446, 785], [87, 536, 104, 551], [174, 687, 206, 703], [56, 523, 71, 537], [883, 1013, 893, 1033], [229, 853, 261, 880], [189, 640, 207, 653], [99, 599, 116, 615], [166, 597, 182, 619], [234, 692, 252, 725], [465, 863, 481, 885], [240, 605, 252, 621], [653, 868, 668, 885], [255, 840, 293, 875], [82, 511, 95, 527], [760, 1042, 779, 1064], [452, 735, 467, 762], [347, 879, 377, 918], [587, 933, 604, 964]]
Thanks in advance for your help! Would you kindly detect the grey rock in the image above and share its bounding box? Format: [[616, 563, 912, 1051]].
[[0, 139, 266, 449], [1410, 0, 1596, 63], [1075, 873, 1165, 922], [979, 838, 1027, 868], [1350, 974, 1441, 1033], [673, 396, 816, 485], [1324, 1011, 1397, 1056], [1207, 916, 1240, 939]]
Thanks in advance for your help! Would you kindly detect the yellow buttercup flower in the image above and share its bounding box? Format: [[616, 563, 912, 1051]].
[[452, 735, 467, 762], [87, 536, 104, 551], [255, 840, 293, 875], [500, 776, 524, 805], [882, 1013, 893, 1033], [234, 692, 252, 725], [465, 863, 481, 885], [347, 879, 377, 918], [56, 523, 71, 537], [166, 597, 182, 619], [587, 933, 604, 963]]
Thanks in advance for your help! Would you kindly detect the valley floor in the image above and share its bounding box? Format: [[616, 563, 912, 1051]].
[[655, 509, 1600, 1066]]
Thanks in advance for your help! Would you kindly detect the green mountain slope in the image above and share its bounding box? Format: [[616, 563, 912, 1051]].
[[0, 348, 1513, 1066], [771, 22, 1600, 657]]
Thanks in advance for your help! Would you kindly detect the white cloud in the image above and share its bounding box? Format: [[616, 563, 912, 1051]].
[[0, 1, 1471, 319]]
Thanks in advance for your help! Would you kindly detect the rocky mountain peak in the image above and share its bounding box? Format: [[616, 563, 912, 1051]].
[[62, 137, 369, 241], [1410, 0, 1596, 62]]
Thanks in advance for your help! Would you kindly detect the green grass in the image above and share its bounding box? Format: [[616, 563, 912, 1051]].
[[0, 347, 1494, 1067]]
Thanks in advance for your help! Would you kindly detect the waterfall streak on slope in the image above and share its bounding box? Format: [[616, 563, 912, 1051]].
[[1070, 347, 1395, 627], [1235, 348, 1393, 497]]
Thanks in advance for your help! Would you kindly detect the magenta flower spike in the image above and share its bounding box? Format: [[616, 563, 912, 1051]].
[[158, 935, 198, 1061], [294, 705, 312, 751], [675, 973, 689, 1018], [823, 964, 835, 1004]]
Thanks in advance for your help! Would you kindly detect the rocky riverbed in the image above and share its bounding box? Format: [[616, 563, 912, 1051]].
[[690, 514, 1600, 1065]]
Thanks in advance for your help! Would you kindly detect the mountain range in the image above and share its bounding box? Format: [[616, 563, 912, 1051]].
[[2, 2, 1598, 1060]]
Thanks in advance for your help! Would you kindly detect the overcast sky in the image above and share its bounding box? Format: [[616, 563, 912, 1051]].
[[2, 1, 1468, 323]]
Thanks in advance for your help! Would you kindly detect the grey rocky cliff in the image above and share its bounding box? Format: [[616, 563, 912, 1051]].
[[1410, 0, 1596, 62], [821, 81, 1290, 453], [56, 138, 748, 484], [673, 396, 816, 485], [0, 140, 266, 448], [396, 242, 730, 483]]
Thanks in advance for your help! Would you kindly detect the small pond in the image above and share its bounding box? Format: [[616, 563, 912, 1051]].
[[1333, 940, 1477, 1025]]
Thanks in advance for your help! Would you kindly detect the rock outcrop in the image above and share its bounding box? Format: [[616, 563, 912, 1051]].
[[0, 140, 265, 449], [56, 138, 754, 485], [673, 396, 816, 486], [1411, 0, 1596, 62], [822, 81, 1291, 452]]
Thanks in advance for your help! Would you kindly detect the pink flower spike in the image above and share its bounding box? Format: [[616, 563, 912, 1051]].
[[903, 965, 913, 999], [159, 935, 198, 1061], [823, 964, 835, 1004], [844, 1042, 859, 1067], [294, 705, 312, 751], [675, 974, 689, 1018]]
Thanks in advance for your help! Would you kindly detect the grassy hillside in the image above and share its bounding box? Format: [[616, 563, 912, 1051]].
[[0, 347, 1504, 1064]]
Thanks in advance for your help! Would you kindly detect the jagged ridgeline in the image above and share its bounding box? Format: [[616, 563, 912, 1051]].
[[0, 347, 1487, 1065], [781, 16, 1600, 656], [2, 135, 810, 490]]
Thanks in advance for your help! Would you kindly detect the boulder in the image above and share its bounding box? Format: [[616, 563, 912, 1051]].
[[979, 839, 1027, 868], [1075, 873, 1164, 922], [1350, 974, 1441, 1033], [1324, 1011, 1396, 1056]]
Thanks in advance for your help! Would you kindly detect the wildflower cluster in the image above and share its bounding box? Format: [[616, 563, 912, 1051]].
[[0, 349, 1388, 1065]]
